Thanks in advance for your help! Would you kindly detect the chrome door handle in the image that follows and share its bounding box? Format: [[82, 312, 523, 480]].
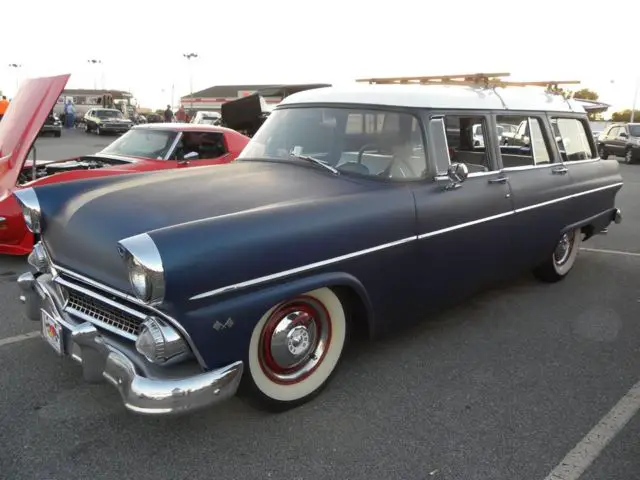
[[0, 217, 6, 224], [552, 166, 568, 175], [488, 176, 508, 184]]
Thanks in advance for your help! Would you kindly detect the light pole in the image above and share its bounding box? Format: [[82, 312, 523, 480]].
[[183, 53, 198, 111], [87, 59, 102, 90], [8, 63, 21, 91], [630, 77, 639, 123]]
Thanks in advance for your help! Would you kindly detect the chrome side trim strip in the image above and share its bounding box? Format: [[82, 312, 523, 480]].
[[417, 210, 514, 240], [514, 182, 623, 214], [189, 236, 417, 301], [50, 264, 207, 369], [190, 181, 623, 301]]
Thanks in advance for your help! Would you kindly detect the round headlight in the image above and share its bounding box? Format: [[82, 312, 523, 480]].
[[118, 233, 165, 305], [128, 260, 150, 301]]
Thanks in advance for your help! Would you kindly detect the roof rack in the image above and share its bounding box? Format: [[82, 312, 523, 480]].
[[355, 73, 581, 93]]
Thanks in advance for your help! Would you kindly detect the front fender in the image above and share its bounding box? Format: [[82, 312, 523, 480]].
[[174, 271, 374, 370]]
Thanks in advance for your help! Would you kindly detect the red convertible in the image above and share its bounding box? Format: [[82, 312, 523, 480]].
[[0, 74, 250, 255]]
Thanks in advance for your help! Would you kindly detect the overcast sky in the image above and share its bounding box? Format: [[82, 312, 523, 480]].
[[1, 0, 638, 112]]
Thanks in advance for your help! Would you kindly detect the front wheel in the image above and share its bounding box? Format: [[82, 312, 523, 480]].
[[533, 228, 582, 283], [625, 148, 634, 164], [598, 144, 608, 159], [241, 287, 348, 412]]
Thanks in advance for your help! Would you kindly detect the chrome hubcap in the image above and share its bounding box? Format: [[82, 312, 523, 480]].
[[259, 299, 331, 384], [553, 232, 574, 265]]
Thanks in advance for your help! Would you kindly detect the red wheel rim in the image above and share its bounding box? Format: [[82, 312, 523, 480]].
[[258, 295, 332, 385]]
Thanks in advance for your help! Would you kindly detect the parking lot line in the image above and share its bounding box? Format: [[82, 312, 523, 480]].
[[543, 379, 640, 480], [580, 247, 640, 258], [0, 331, 40, 347]]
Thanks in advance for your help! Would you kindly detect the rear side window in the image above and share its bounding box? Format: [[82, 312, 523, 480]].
[[552, 118, 595, 161], [496, 115, 553, 168]]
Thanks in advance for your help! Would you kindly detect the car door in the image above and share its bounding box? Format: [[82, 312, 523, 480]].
[[495, 112, 574, 270], [412, 112, 515, 302], [549, 115, 622, 225], [604, 126, 622, 156], [615, 125, 630, 157]]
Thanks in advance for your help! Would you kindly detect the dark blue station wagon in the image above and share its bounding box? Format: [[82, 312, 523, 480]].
[[16, 79, 623, 415]]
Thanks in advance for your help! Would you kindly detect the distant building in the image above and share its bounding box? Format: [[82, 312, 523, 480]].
[[180, 83, 331, 112], [574, 98, 611, 118]]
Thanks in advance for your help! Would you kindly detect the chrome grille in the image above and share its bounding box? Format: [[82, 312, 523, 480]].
[[63, 287, 145, 339]]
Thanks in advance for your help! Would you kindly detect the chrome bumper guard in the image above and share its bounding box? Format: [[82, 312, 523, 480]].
[[18, 271, 243, 416], [613, 208, 622, 224]]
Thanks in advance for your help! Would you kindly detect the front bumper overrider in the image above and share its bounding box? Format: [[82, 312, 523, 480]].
[[18, 271, 243, 416]]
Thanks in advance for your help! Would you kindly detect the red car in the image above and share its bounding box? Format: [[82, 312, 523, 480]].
[[0, 74, 250, 255]]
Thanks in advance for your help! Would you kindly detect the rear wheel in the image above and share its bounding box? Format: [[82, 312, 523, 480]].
[[533, 228, 582, 283], [241, 287, 348, 412]]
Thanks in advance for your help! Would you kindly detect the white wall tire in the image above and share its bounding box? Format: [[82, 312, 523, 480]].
[[533, 228, 582, 283], [242, 287, 347, 410]]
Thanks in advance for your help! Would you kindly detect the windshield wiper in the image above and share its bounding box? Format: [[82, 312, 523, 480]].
[[289, 153, 339, 175]]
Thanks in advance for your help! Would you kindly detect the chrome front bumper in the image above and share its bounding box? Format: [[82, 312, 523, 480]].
[[18, 271, 244, 416]]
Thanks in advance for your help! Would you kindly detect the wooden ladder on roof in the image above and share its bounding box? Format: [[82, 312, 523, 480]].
[[355, 72, 581, 94]]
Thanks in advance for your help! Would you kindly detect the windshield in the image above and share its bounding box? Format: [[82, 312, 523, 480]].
[[238, 107, 427, 180], [629, 125, 640, 137], [96, 109, 124, 119], [100, 129, 179, 159]]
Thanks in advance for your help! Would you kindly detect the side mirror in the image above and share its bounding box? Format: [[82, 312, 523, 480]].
[[179, 151, 199, 164], [620, 132, 628, 138], [445, 162, 468, 189]]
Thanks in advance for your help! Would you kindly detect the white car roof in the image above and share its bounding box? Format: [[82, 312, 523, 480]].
[[279, 83, 586, 114]]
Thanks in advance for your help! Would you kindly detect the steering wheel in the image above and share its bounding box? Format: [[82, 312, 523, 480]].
[[379, 154, 418, 179], [357, 144, 383, 164]]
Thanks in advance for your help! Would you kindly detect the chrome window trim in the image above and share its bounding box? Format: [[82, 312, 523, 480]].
[[502, 162, 561, 172], [50, 264, 207, 369], [164, 131, 184, 161], [189, 181, 623, 301], [562, 158, 600, 165]]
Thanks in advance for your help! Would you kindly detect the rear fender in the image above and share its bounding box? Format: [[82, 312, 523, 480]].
[[181, 271, 374, 369]]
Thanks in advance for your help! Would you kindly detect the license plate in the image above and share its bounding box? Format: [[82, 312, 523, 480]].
[[41, 309, 63, 356]]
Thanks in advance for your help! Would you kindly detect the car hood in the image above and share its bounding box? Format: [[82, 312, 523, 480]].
[[0, 74, 70, 202], [36, 160, 381, 292]]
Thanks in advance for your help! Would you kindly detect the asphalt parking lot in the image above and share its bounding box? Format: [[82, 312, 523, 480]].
[[0, 129, 638, 480]]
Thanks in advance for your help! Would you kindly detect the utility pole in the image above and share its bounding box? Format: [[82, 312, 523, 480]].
[[8, 63, 22, 91], [183, 53, 198, 111], [630, 77, 639, 123], [87, 59, 102, 90]]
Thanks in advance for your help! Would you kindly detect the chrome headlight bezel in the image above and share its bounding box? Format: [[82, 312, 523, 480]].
[[135, 316, 190, 365], [14, 188, 42, 234], [117, 233, 165, 305], [28, 241, 51, 273]]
